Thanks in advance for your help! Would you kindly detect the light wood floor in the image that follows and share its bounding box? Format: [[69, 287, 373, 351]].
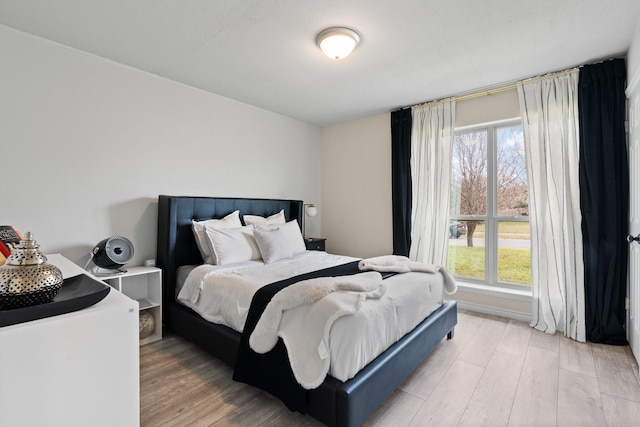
[[140, 310, 640, 426]]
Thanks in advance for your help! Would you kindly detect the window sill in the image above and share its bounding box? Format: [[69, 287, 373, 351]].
[[451, 280, 533, 322], [455, 280, 531, 302]]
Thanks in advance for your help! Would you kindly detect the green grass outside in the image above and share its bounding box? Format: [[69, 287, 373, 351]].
[[447, 244, 531, 285]]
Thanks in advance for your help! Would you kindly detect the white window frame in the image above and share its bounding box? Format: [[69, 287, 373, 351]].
[[449, 118, 530, 291]]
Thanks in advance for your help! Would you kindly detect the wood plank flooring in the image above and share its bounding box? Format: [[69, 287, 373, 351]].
[[140, 310, 640, 426]]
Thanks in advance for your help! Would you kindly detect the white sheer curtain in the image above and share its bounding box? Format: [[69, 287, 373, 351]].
[[409, 99, 455, 265], [517, 70, 585, 342]]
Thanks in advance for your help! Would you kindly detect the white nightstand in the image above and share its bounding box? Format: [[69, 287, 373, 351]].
[[0, 254, 139, 427], [98, 266, 162, 345]]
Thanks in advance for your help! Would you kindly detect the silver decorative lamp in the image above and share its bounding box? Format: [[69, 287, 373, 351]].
[[0, 232, 63, 309]]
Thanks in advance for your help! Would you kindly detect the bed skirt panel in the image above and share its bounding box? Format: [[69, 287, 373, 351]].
[[166, 303, 240, 366]]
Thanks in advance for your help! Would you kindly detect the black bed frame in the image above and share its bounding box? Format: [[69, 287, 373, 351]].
[[156, 195, 457, 427]]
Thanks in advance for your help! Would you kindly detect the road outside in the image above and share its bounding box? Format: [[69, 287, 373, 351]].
[[449, 237, 530, 249]]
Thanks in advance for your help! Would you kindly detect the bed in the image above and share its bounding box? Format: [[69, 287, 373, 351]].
[[156, 195, 457, 427]]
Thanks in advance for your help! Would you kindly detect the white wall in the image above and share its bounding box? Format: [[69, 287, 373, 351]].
[[321, 113, 392, 257], [629, 20, 640, 89], [0, 25, 321, 266]]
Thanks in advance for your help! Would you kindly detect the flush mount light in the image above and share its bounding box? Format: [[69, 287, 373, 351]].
[[316, 27, 360, 60]]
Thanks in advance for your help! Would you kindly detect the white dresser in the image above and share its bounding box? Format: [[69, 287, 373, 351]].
[[0, 254, 140, 427]]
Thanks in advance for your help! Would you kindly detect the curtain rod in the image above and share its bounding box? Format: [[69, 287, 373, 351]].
[[407, 66, 580, 109]]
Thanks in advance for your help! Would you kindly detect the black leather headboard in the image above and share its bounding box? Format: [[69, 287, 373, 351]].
[[156, 195, 303, 309]]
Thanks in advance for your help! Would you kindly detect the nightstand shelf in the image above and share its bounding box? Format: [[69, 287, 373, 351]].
[[305, 237, 326, 251], [99, 266, 162, 345]]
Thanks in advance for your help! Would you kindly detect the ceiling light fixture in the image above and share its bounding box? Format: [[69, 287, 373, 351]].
[[316, 27, 360, 60]]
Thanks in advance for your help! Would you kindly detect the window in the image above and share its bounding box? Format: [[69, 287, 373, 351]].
[[447, 121, 531, 288]]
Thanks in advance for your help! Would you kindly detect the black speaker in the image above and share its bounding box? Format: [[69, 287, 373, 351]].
[[86, 236, 134, 275]]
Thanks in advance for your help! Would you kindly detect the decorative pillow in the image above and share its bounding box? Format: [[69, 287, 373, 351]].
[[257, 219, 306, 254], [204, 225, 261, 265], [243, 209, 286, 227], [192, 211, 242, 264], [254, 228, 293, 264]]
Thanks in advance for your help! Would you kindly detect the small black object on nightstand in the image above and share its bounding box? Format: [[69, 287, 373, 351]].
[[305, 238, 326, 251]]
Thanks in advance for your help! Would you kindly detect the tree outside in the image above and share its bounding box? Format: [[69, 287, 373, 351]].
[[450, 130, 487, 247], [495, 126, 528, 217], [450, 126, 527, 245], [448, 124, 530, 285]]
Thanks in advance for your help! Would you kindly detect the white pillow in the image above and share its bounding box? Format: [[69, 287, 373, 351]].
[[257, 219, 306, 254], [243, 209, 286, 227], [192, 210, 242, 264], [204, 225, 261, 265], [254, 228, 293, 264]]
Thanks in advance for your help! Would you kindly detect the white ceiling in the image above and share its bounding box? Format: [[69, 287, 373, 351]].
[[1, 0, 639, 127]]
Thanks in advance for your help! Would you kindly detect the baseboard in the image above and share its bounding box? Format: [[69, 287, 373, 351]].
[[455, 300, 533, 323]]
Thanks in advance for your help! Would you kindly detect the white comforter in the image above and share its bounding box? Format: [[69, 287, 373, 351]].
[[250, 271, 386, 388], [177, 251, 445, 383]]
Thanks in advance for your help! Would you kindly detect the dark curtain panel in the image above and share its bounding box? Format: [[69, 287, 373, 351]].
[[391, 109, 413, 256], [579, 58, 628, 344]]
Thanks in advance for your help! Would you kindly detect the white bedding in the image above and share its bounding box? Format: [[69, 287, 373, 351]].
[[177, 251, 445, 383]]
